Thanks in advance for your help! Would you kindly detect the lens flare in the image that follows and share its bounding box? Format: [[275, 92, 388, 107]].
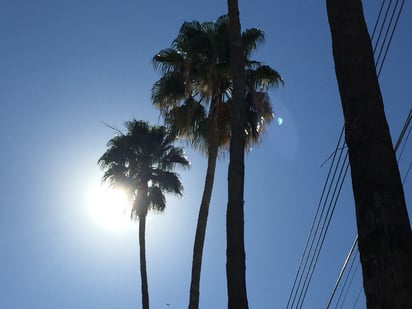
[[277, 117, 284, 126]]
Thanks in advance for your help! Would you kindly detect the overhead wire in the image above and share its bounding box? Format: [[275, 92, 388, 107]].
[[403, 162, 412, 185], [397, 109, 412, 185], [396, 109, 412, 160], [335, 250, 360, 309], [285, 131, 346, 309], [372, 0, 393, 53], [375, 0, 399, 69], [338, 264, 361, 309], [297, 156, 349, 309], [352, 287, 363, 309], [376, 0, 406, 75], [370, 0, 386, 40], [326, 237, 358, 308]]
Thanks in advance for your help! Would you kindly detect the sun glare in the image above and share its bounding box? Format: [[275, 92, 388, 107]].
[[87, 184, 134, 230]]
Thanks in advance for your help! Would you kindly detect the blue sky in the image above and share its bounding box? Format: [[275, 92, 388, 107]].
[[0, 1, 411, 308]]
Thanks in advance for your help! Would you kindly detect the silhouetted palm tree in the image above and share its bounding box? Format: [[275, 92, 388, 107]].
[[152, 15, 282, 309], [98, 120, 190, 309], [326, 1, 412, 308]]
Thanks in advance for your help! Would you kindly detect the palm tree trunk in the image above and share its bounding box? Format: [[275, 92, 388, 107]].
[[326, 0, 412, 307], [139, 213, 149, 309], [226, 1, 249, 308], [188, 140, 219, 309]]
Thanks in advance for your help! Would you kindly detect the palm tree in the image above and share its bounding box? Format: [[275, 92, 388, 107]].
[[152, 15, 282, 309], [98, 120, 190, 309], [226, 1, 249, 308], [326, 1, 412, 308]]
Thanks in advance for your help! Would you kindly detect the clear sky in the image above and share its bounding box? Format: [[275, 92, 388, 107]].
[[0, 1, 411, 308]]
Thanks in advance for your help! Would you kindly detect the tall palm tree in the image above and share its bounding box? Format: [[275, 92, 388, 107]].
[[98, 120, 190, 309], [326, 1, 412, 308], [152, 15, 283, 309], [226, 0, 249, 308]]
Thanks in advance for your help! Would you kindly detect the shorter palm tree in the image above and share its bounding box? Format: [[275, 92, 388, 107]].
[[98, 120, 190, 309]]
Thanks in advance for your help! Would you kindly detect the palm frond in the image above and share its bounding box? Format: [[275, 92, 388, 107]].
[[174, 20, 204, 50], [148, 186, 166, 212], [161, 147, 190, 170], [150, 170, 183, 196], [151, 72, 186, 112], [245, 90, 275, 143], [246, 65, 284, 90], [164, 97, 208, 150], [242, 28, 265, 57], [152, 48, 186, 74]]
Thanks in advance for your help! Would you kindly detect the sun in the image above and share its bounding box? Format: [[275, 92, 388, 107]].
[[87, 183, 134, 230]]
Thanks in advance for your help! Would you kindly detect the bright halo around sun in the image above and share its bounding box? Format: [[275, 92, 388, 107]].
[[87, 183, 134, 231]]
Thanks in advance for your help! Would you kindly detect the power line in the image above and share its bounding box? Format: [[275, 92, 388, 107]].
[[376, 0, 406, 75], [297, 157, 349, 309], [396, 109, 412, 160], [394, 109, 412, 152], [370, 0, 387, 40], [335, 249, 360, 309], [374, 0, 398, 61], [286, 130, 346, 309], [326, 237, 358, 308], [372, 0, 393, 53], [403, 162, 412, 185], [352, 286, 363, 309]]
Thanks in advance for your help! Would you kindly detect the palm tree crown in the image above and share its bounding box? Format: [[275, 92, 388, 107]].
[[98, 119, 189, 217], [152, 14, 283, 153]]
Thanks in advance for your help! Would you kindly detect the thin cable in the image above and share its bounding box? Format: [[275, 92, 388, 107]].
[[285, 128, 345, 309], [373, 0, 394, 54], [370, 0, 387, 40], [326, 236, 358, 308], [403, 162, 412, 185], [398, 123, 412, 161], [339, 257, 361, 309], [394, 109, 412, 152], [293, 145, 347, 308], [291, 144, 347, 309], [285, 130, 344, 308], [297, 160, 350, 309], [296, 154, 349, 308], [375, 0, 400, 68], [336, 249, 360, 309], [376, 0, 405, 76], [340, 263, 360, 309], [352, 286, 363, 309]]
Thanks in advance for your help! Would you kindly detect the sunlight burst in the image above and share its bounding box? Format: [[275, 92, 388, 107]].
[[87, 184, 133, 230]]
